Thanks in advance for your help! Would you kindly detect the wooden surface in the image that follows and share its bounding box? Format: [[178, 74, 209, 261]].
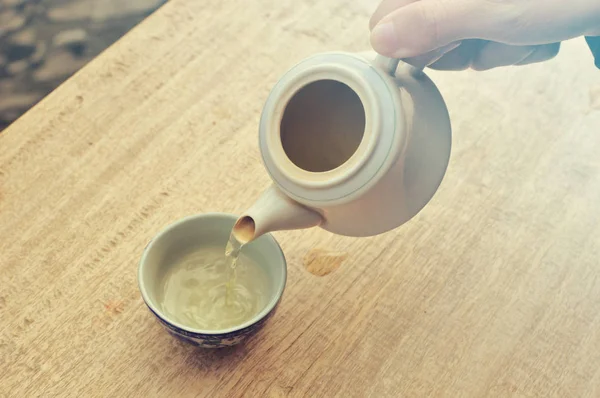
[[2, 0, 600, 396]]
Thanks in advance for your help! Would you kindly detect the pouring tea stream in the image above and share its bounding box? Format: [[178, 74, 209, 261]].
[[232, 52, 452, 244]]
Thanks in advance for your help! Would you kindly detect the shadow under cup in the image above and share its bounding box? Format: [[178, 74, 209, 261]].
[[138, 213, 287, 348]]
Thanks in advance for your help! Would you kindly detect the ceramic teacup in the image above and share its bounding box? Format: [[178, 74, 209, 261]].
[[137, 213, 286, 348]]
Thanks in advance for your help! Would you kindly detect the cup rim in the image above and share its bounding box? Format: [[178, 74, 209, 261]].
[[137, 212, 287, 336]]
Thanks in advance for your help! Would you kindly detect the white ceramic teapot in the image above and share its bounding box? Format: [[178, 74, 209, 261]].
[[232, 52, 451, 243]]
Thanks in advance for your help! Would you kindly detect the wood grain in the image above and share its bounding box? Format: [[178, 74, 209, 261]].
[[2, 0, 600, 396]]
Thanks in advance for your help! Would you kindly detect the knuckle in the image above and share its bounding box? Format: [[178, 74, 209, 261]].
[[470, 62, 492, 71], [545, 42, 561, 58]]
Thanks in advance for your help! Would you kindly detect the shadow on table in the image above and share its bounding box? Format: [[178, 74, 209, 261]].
[[181, 340, 253, 369]]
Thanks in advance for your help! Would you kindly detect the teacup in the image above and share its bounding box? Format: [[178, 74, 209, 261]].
[[137, 213, 287, 348]]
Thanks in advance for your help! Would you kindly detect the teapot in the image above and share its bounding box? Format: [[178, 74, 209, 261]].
[[232, 52, 451, 243]]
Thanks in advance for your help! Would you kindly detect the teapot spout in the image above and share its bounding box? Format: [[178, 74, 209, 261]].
[[232, 185, 322, 244]]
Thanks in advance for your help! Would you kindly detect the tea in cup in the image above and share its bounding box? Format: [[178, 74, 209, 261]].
[[138, 213, 286, 348]]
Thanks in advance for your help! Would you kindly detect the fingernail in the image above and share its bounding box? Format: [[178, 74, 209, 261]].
[[370, 22, 401, 56]]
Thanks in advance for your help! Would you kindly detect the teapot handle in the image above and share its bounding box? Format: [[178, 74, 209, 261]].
[[373, 55, 427, 79], [372, 55, 401, 75], [373, 44, 455, 78]]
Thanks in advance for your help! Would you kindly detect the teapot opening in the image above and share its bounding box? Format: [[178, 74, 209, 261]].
[[280, 79, 365, 173], [232, 216, 256, 244]]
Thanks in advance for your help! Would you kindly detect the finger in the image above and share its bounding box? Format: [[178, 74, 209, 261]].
[[471, 42, 537, 70], [369, 0, 417, 30], [370, 0, 510, 58], [428, 41, 561, 71], [427, 39, 486, 70], [515, 43, 560, 66], [402, 41, 461, 69]]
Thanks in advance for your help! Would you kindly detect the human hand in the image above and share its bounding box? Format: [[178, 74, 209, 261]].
[[369, 0, 600, 70]]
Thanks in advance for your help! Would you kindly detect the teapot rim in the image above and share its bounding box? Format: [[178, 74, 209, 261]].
[[258, 52, 405, 205]]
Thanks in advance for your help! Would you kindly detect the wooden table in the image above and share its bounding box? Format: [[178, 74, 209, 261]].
[[2, 0, 600, 396]]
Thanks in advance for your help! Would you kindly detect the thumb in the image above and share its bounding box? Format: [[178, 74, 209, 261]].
[[370, 0, 506, 58]]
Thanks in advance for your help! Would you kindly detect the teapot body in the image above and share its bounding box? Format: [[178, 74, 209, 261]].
[[238, 52, 451, 240], [233, 53, 452, 242]]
